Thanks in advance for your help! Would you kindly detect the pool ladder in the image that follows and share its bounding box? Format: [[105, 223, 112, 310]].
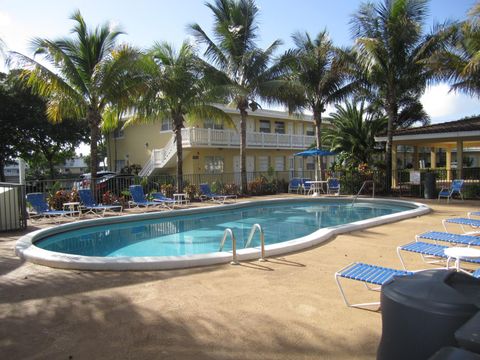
[[219, 224, 266, 265], [351, 180, 375, 206]]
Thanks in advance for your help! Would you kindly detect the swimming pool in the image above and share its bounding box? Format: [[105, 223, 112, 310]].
[[16, 198, 430, 270]]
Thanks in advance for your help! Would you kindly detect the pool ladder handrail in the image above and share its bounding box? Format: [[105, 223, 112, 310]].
[[244, 223, 266, 262], [219, 228, 239, 265], [352, 180, 375, 206]]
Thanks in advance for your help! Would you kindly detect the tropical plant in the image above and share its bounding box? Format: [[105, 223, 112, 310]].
[[280, 30, 357, 178], [12, 11, 145, 183], [428, 3, 480, 98], [322, 101, 387, 166], [124, 41, 231, 192], [351, 0, 443, 192], [190, 0, 286, 194]]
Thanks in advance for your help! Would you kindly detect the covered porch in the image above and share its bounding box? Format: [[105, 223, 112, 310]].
[[376, 117, 480, 189]]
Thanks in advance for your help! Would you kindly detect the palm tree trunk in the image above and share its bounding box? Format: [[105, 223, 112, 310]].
[[313, 109, 324, 181], [173, 115, 184, 193], [385, 109, 395, 195], [239, 108, 248, 195], [0, 159, 5, 182], [87, 107, 101, 190]]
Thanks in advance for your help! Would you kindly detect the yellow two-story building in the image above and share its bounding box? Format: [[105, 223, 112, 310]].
[[107, 105, 332, 181]]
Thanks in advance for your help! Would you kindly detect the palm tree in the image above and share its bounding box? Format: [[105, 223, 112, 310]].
[[323, 101, 387, 166], [351, 0, 441, 193], [429, 3, 480, 98], [125, 41, 232, 192], [190, 0, 286, 194], [280, 30, 357, 179], [12, 11, 144, 181]]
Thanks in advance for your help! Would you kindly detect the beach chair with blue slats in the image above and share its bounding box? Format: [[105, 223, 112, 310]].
[[335, 262, 413, 309]]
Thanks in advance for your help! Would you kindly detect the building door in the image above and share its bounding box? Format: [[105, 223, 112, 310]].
[[288, 156, 294, 179], [234, 156, 254, 185]]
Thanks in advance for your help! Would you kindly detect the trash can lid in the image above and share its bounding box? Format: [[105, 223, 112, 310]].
[[383, 269, 480, 315]]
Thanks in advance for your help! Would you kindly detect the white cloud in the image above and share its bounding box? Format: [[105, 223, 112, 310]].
[[421, 83, 480, 123]]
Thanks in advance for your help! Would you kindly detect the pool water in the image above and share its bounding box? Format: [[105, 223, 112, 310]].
[[35, 201, 412, 257]]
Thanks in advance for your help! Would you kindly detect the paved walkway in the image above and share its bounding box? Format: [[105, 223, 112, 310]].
[[0, 196, 478, 359]]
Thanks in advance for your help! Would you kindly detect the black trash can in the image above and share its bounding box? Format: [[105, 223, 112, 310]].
[[424, 171, 437, 199], [377, 270, 480, 360]]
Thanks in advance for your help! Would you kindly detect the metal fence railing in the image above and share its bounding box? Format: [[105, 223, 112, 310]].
[[22, 167, 480, 203], [395, 167, 480, 199], [0, 182, 27, 232]]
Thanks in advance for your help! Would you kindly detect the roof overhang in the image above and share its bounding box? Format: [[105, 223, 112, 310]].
[[375, 130, 480, 147]]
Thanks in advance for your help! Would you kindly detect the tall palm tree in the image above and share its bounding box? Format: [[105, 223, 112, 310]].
[[190, 0, 286, 194], [351, 0, 441, 192], [429, 3, 480, 98], [280, 30, 357, 179], [12, 10, 144, 181], [323, 101, 387, 166], [125, 41, 232, 192]]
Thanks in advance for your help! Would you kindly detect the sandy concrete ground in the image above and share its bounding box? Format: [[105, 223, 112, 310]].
[[1, 196, 479, 360]]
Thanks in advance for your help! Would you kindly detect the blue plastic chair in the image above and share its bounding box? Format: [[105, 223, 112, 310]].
[[26, 193, 78, 220], [151, 192, 176, 209], [327, 178, 340, 195], [129, 185, 159, 208], [288, 178, 303, 193], [438, 179, 464, 202], [78, 189, 122, 217], [199, 184, 236, 204]]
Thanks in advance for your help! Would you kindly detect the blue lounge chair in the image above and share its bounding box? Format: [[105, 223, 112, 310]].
[[78, 189, 122, 217], [397, 241, 480, 270], [129, 185, 159, 208], [327, 178, 340, 195], [151, 192, 176, 209], [438, 179, 464, 202], [335, 262, 413, 309], [468, 211, 480, 219], [199, 184, 236, 204], [336, 262, 480, 309], [416, 231, 480, 246], [26, 192, 78, 220], [442, 217, 480, 234]]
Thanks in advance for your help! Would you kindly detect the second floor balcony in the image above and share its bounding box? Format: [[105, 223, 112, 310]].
[[181, 127, 316, 149]]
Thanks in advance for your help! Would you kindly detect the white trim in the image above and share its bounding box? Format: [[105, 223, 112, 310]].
[[16, 198, 430, 271], [376, 130, 480, 142]]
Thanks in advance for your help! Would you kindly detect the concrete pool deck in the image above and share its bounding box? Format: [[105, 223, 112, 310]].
[[1, 195, 479, 359]]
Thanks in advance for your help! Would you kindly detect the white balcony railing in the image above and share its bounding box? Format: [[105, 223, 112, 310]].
[[140, 128, 315, 176], [181, 128, 315, 149]]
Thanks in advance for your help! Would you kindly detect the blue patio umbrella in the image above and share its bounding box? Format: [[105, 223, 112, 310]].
[[294, 149, 337, 157], [294, 148, 336, 180]]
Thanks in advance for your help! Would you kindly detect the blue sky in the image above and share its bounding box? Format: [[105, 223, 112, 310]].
[[0, 0, 479, 124]]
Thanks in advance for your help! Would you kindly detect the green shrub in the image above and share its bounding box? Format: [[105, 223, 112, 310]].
[[183, 184, 199, 201], [160, 183, 175, 198], [223, 183, 239, 195]]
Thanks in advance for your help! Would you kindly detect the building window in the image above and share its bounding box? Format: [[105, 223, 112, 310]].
[[305, 124, 315, 136], [204, 118, 224, 130], [161, 118, 173, 131], [274, 121, 285, 134], [205, 156, 224, 174], [113, 127, 124, 139], [115, 160, 126, 172], [306, 157, 315, 170], [274, 156, 285, 171], [258, 156, 269, 172], [259, 120, 271, 133]]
